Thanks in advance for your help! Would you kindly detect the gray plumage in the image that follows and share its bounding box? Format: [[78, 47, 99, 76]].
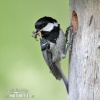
[[40, 29, 68, 93], [34, 16, 69, 93]]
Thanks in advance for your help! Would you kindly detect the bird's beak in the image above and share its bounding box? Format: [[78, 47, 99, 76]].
[[38, 31, 42, 38], [32, 30, 42, 39]]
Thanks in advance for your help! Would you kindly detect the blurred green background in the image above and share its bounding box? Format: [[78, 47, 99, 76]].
[[0, 0, 69, 100]]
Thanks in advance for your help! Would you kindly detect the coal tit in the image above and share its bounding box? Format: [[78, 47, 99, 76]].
[[32, 16, 72, 93]]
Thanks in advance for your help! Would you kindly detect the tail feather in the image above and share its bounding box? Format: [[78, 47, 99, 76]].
[[42, 49, 68, 93], [61, 72, 69, 93], [55, 63, 69, 93], [50, 62, 69, 93]]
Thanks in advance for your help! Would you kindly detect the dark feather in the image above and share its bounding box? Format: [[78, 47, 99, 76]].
[[42, 26, 60, 43], [42, 49, 62, 80], [42, 49, 69, 93], [40, 34, 69, 93]]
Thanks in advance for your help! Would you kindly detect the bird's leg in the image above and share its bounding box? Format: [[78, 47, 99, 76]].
[[65, 32, 76, 55], [65, 25, 73, 44], [65, 26, 76, 55]]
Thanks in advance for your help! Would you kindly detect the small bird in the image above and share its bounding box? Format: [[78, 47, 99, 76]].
[[32, 16, 72, 93]]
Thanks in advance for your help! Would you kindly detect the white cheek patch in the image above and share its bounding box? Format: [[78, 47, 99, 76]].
[[42, 23, 54, 32], [42, 22, 58, 32]]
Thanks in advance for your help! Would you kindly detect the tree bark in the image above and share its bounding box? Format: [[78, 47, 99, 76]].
[[68, 0, 100, 100]]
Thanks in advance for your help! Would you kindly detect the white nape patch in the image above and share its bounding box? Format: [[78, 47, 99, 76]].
[[54, 22, 58, 27], [42, 22, 58, 32]]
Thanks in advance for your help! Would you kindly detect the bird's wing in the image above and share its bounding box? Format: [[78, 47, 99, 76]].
[[42, 49, 62, 80], [40, 38, 69, 93], [42, 49, 69, 93], [40, 38, 62, 80]]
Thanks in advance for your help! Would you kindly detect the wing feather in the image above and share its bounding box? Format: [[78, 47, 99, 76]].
[[40, 37, 69, 93], [42, 49, 62, 80], [40, 38, 62, 80]]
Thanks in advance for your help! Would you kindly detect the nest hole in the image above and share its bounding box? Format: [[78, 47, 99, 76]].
[[71, 10, 78, 33]]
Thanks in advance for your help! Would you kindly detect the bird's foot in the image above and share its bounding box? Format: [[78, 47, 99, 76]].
[[65, 25, 73, 44], [65, 32, 76, 55]]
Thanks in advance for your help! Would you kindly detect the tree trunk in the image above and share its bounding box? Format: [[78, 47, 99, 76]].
[[68, 0, 100, 100]]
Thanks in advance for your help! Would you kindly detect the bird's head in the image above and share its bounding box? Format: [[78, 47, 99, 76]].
[[33, 16, 59, 38]]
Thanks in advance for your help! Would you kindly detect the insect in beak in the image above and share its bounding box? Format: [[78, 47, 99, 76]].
[[32, 30, 42, 41]]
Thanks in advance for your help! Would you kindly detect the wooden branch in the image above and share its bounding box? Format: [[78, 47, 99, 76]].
[[68, 0, 100, 100]]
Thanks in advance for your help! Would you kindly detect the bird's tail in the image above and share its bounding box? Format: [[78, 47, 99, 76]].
[[56, 65, 69, 94], [61, 71, 69, 94], [49, 62, 69, 93]]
